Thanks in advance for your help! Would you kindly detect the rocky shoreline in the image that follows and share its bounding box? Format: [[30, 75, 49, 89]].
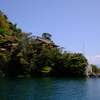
[[0, 73, 100, 78]]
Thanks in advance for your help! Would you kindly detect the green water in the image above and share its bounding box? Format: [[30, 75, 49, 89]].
[[0, 77, 100, 100]]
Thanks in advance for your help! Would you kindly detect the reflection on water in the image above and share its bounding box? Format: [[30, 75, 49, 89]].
[[0, 77, 100, 100]]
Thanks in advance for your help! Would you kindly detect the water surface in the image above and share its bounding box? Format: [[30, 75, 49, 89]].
[[0, 77, 100, 100]]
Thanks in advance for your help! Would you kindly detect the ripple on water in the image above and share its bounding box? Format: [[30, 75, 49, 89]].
[[0, 77, 100, 100]]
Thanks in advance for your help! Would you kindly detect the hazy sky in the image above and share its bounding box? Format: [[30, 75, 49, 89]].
[[0, 0, 100, 65]]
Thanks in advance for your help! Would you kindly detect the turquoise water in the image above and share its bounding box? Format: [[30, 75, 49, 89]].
[[0, 77, 100, 100]]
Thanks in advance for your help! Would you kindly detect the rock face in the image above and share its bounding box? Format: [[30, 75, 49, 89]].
[[85, 65, 92, 77]]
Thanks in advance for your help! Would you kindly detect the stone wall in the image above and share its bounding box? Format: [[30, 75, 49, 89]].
[[85, 65, 92, 77]]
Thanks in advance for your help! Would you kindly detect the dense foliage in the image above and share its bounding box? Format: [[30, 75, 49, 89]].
[[0, 11, 89, 77], [91, 64, 98, 73]]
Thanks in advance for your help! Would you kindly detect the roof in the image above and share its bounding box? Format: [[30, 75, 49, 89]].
[[30, 41, 42, 44], [4, 35, 19, 42], [30, 36, 59, 47], [37, 37, 53, 44]]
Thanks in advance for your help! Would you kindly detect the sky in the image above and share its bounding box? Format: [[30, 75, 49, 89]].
[[0, 0, 100, 66]]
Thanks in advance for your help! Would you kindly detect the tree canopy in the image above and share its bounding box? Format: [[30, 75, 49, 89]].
[[42, 33, 52, 40]]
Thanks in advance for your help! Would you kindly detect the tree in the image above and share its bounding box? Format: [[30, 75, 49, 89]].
[[0, 11, 12, 35], [7, 46, 37, 76], [0, 52, 9, 74], [91, 64, 98, 73], [19, 32, 32, 50], [42, 33, 52, 40], [0, 11, 22, 36], [0, 35, 13, 51], [64, 53, 88, 77]]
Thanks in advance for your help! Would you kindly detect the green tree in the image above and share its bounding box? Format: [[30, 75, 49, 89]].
[[7, 46, 37, 76], [91, 64, 98, 73], [0, 35, 13, 51], [0, 11, 12, 35], [42, 33, 52, 40], [65, 53, 88, 77], [19, 32, 32, 50]]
